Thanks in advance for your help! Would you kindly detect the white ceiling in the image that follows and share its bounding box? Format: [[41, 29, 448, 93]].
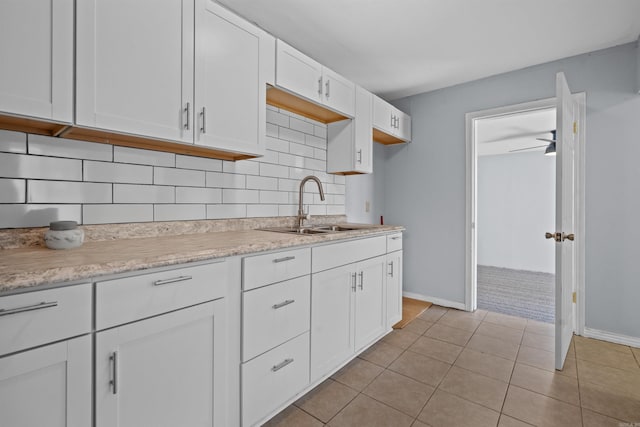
[[218, 0, 640, 100], [476, 108, 556, 156]]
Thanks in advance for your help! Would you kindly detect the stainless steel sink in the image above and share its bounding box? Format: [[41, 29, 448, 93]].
[[258, 224, 374, 235]]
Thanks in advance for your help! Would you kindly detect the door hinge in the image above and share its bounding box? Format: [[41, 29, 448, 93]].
[[572, 292, 576, 303], [573, 121, 577, 134]]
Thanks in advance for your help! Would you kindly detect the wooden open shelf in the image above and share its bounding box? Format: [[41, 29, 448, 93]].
[[372, 128, 406, 145], [266, 86, 349, 124], [0, 114, 70, 137]]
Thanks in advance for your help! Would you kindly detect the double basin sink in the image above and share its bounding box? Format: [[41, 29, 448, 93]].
[[258, 224, 373, 235]]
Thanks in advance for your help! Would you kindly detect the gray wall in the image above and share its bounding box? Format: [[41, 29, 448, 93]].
[[477, 152, 555, 274], [372, 42, 640, 338]]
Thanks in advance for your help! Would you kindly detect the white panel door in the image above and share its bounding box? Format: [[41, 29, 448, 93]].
[[555, 72, 578, 370], [276, 40, 323, 104], [195, 0, 266, 156], [76, 0, 194, 143], [386, 251, 403, 328], [0, 335, 92, 427], [310, 263, 355, 382], [0, 0, 73, 122], [96, 299, 227, 427], [372, 95, 393, 134], [353, 85, 373, 173], [354, 256, 386, 351], [322, 67, 355, 118]]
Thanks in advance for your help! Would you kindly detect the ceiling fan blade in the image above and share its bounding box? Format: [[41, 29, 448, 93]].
[[536, 137, 555, 143], [508, 144, 548, 153], [482, 130, 552, 144]]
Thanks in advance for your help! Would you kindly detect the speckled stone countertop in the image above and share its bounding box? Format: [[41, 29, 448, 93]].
[[0, 219, 403, 294]]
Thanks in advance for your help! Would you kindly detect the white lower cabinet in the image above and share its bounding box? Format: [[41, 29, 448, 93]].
[[0, 335, 92, 427], [386, 250, 403, 328]]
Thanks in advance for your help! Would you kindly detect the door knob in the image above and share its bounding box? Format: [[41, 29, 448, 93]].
[[545, 232, 562, 242], [562, 233, 575, 241]]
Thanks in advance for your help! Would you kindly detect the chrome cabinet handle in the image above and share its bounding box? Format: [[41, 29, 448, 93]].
[[358, 271, 364, 290], [390, 114, 394, 128], [153, 275, 193, 286], [200, 107, 206, 134], [390, 236, 401, 240], [272, 299, 295, 310], [325, 79, 330, 98], [318, 77, 323, 96], [273, 256, 295, 263], [271, 358, 294, 372], [0, 301, 58, 317], [357, 149, 362, 164], [110, 351, 118, 395], [388, 261, 394, 277], [351, 272, 357, 292], [184, 102, 190, 130]]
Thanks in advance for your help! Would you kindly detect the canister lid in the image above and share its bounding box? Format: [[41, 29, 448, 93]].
[[49, 221, 78, 231]]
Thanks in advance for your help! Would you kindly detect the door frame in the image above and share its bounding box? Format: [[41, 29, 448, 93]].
[[464, 94, 586, 334]]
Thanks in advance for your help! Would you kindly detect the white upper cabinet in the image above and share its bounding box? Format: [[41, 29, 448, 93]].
[[76, 0, 194, 144], [0, 0, 73, 123], [327, 85, 373, 174], [276, 40, 355, 118], [372, 94, 411, 144]]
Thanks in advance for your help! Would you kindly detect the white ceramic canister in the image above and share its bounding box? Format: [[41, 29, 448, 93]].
[[44, 221, 85, 249]]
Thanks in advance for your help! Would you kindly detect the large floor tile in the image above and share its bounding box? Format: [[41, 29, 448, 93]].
[[525, 319, 554, 337], [408, 336, 463, 364], [476, 321, 524, 344], [331, 358, 384, 391], [502, 385, 582, 427], [402, 318, 433, 335], [498, 415, 534, 426], [358, 340, 404, 368], [577, 358, 640, 400], [264, 406, 324, 427], [438, 366, 508, 411], [294, 379, 358, 423], [417, 389, 500, 427], [581, 408, 625, 427], [521, 331, 554, 352], [575, 336, 639, 371], [418, 305, 448, 322], [467, 332, 520, 360], [579, 380, 640, 422], [454, 347, 515, 382], [363, 369, 435, 417], [484, 312, 527, 330], [424, 322, 474, 346], [437, 310, 482, 332], [381, 329, 421, 350], [510, 363, 579, 405], [388, 350, 451, 387], [327, 394, 413, 427]]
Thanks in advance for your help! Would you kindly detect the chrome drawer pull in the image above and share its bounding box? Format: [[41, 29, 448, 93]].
[[110, 351, 118, 395], [272, 299, 295, 310], [351, 272, 357, 292], [358, 271, 364, 290], [153, 275, 193, 286], [390, 236, 401, 240], [388, 262, 394, 277], [0, 301, 58, 317], [273, 256, 295, 263], [271, 358, 294, 372]]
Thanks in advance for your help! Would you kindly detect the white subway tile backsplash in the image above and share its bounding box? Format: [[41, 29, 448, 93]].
[[176, 187, 222, 204], [266, 109, 290, 127], [278, 178, 299, 192], [154, 204, 206, 221], [0, 204, 81, 228], [246, 176, 278, 191], [113, 184, 175, 204], [176, 155, 222, 172], [279, 127, 306, 144], [84, 161, 152, 184], [223, 160, 259, 175], [0, 179, 25, 203], [305, 157, 326, 172], [289, 142, 314, 158], [327, 205, 346, 215], [154, 167, 205, 187], [278, 152, 304, 168], [260, 163, 289, 179], [265, 136, 289, 153], [0, 130, 27, 153], [314, 125, 327, 139], [206, 172, 245, 189], [278, 204, 297, 217], [207, 204, 246, 219], [0, 153, 82, 181], [247, 204, 278, 217], [266, 123, 279, 138], [289, 117, 314, 135], [29, 135, 112, 161], [326, 183, 346, 194], [83, 204, 153, 224], [222, 189, 259, 204], [114, 146, 175, 167], [259, 190, 288, 204], [308, 205, 327, 215], [305, 134, 326, 149], [333, 175, 346, 184], [313, 148, 327, 161], [28, 181, 112, 204]]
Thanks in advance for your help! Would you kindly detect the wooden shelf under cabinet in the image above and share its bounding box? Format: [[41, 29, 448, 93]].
[[266, 86, 349, 124], [372, 128, 406, 145]]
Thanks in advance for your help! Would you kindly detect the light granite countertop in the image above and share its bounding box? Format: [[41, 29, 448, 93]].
[[0, 224, 403, 294]]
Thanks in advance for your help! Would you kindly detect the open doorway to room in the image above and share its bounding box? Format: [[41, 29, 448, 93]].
[[475, 107, 556, 323]]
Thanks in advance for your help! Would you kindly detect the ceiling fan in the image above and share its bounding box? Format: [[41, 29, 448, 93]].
[[508, 130, 556, 156]]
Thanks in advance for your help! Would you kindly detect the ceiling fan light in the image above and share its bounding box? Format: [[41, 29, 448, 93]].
[[544, 141, 556, 156]]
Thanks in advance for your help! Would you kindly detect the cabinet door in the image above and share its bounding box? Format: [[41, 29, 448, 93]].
[[310, 264, 355, 383], [0, 0, 73, 122], [0, 335, 91, 427], [276, 40, 323, 104], [76, 0, 194, 143], [395, 109, 412, 141], [386, 251, 403, 328], [322, 67, 355, 118], [353, 86, 373, 173], [96, 299, 227, 427], [354, 256, 386, 351], [372, 94, 393, 134], [195, 0, 268, 156]]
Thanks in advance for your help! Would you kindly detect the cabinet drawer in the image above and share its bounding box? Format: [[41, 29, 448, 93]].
[[243, 247, 310, 291], [387, 233, 403, 253], [242, 332, 310, 427], [242, 275, 310, 362], [312, 236, 386, 273], [96, 261, 227, 330], [0, 284, 92, 356]]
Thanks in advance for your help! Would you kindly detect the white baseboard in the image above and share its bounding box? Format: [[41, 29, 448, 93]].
[[403, 291, 466, 311], [582, 327, 640, 348]]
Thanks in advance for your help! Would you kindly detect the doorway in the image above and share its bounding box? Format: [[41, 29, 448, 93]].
[[475, 107, 556, 323]]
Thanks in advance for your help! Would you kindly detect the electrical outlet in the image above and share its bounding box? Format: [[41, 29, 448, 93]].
[[365, 201, 370, 212]]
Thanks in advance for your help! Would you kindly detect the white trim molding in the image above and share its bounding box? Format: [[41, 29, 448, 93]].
[[403, 291, 466, 311], [583, 327, 640, 348]]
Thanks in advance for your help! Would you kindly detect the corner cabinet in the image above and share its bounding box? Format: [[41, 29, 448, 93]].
[[372, 94, 411, 144], [0, 0, 73, 125]]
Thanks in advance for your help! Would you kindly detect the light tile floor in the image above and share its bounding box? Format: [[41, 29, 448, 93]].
[[264, 306, 640, 427]]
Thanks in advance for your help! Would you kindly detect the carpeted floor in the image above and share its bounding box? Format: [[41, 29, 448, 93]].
[[477, 265, 555, 323]]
